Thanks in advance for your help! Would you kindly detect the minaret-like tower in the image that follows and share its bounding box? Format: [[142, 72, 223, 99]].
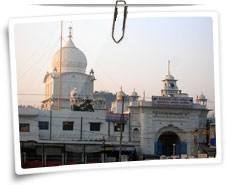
[[161, 60, 181, 97], [130, 88, 139, 102], [111, 86, 129, 113]]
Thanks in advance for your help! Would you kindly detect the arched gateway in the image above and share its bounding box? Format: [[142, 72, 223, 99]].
[[154, 127, 187, 156], [158, 131, 179, 156]]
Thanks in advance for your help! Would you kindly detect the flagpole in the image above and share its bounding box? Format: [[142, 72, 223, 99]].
[[58, 21, 63, 112]]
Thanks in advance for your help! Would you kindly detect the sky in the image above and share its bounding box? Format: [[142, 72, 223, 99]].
[[14, 15, 215, 110]]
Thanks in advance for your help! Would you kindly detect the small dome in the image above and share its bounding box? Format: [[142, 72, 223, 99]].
[[116, 87, 126, 101], [131, 89, 138, 97], [52, 38, 87, 73], [198, 93, 206, 100], [165, 74, 174, 80]]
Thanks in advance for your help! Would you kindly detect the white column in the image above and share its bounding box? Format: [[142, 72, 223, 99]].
[[185, 133, 194, 156], [140, 112, 154, 155]]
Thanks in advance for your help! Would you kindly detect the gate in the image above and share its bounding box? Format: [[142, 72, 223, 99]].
[[154, 141, 163, 155], [155, 141, 187, 156]]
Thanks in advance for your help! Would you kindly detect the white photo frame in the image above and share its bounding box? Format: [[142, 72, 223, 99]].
[[9, 10, 221, 175]]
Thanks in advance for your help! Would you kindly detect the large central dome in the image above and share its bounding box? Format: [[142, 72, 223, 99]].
[[52, 37, 87, 73]]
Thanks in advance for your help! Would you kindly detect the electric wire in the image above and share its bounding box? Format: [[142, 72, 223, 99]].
[[18, 28, 59, 71], [18, 32, 60, 81]]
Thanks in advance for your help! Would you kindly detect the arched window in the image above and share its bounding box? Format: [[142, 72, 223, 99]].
[[132, 128, 140, 141]]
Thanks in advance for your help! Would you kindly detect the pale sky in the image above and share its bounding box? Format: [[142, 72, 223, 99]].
[[14, 16, 215, 110]]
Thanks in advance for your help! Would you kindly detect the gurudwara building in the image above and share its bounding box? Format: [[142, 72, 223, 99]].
[[18, 27, 215, 168]]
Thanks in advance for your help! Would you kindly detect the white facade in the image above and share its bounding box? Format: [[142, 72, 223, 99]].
[[129, 102, 208, 156], [19, 106, 135, 145]]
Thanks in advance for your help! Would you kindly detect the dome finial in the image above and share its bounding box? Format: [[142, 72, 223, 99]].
[[168, 60, 170, 75], [68, 26, 72, 39]]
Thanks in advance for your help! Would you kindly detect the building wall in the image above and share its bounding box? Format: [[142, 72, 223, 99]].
[[53, 73, 94, 99], [19, 116, 39, 141], [19, 108, 136, 144], [35, 110, 108, 141], [19, 104, 208, 157], [43, 72, 94, 110]]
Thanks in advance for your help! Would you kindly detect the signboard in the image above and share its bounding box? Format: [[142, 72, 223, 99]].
[[152, 96, 193, 108], [198, 153, 208, 158], [105, 113, 129, 122]]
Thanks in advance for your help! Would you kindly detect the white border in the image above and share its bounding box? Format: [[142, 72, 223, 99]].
[[30, 0, 208, 5], [9, 11, 221, 175]]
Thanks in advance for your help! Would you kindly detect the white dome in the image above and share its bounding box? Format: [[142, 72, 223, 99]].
[[165, 74, 174, 80], [52, 38, 87, 73]]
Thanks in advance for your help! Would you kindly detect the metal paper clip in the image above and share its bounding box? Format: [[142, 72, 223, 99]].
[[112, 0, 128, 44]]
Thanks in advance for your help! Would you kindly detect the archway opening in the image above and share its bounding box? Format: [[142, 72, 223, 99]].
[[158, 131, 180, 156]]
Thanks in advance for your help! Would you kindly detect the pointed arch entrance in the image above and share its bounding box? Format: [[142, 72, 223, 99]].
[[158, 131, 179, 156]]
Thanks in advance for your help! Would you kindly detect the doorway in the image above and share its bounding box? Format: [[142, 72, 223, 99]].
[[157, 131, 180, 156]]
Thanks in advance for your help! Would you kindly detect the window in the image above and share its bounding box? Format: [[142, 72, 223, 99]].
[[39, 121, 49, 130], [114, 122, 124, 132], [19, 123, 30, 132], [133, 128, 139, 135], [132, 128, 140, 141], [63, 121, 74, 130], [90, 122, 101, 131]]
